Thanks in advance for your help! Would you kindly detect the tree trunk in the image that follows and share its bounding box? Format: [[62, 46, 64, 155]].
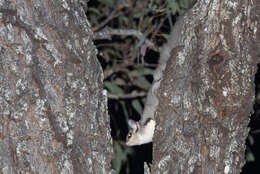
[[0, 1, 113, 174], [152, 0, 260, 173]]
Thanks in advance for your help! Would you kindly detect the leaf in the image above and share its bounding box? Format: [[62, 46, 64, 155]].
[[180, 0, 196, 9], [120, 101, 129, 118], [88, 7, 101, 15], [115, 78, 126, 86], [138, 67, 154, 76], [104, 81, 124, 94], [131, 67, 154, 77], [132, 99, 143, 115], [136, 76, 152, 88], [248, 134, 254, 145], [111, 141, 127, 172], [246, 147, 255, 162], [167, 0, 179, 14]]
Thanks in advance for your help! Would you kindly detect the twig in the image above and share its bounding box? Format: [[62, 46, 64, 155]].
[[92, 9, 120, 32], [251, 129, 260, 134], [103, 63, 156, 78], [103, 66, 125, 79], [93, 27, 157, 51], [108, 91, 146, 100], [104, 67, 150, 90]]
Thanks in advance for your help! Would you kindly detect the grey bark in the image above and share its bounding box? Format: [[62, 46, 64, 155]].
[[152, 0, 260, 174], [0, 0, 113, 174]]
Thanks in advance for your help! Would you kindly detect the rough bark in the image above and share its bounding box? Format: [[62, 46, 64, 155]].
[[152, 0, 260, 173], [0, 1, 113, 174]]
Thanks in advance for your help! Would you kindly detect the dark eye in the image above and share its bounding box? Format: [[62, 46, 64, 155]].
[[127, 132, 132, 139]]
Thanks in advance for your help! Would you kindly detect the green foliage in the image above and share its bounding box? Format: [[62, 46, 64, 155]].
[[136, 76, 151, 88], [246, 134, 255, 162], [167, 0, 180, 15], [111, 141, 133, 173], [132, 99, 143, 115], [246, 148, 255, 162], [104, 81, 124, 94], [131, 67, 154, 77], [120, 101, 129, 118], [88, 7, 101, 15]]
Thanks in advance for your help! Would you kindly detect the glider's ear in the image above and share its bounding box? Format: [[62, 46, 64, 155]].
[[127, 119, 138, 130]]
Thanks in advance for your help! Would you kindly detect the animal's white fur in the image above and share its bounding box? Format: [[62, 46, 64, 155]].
[[126, 119, 155, 146]]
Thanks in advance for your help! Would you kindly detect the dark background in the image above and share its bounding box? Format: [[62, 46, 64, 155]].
[[241, 64, 260, 174]]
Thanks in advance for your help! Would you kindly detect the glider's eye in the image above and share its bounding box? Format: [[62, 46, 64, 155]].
[[127, 132, 132, 140]]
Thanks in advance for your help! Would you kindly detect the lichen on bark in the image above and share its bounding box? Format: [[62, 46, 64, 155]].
[[0, 0, 112, 173], [152, 0, 260, 173]]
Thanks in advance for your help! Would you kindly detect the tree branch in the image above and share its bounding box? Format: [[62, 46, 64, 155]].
[[93, 27, 157, 51], [108, 91, 146, 100]]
